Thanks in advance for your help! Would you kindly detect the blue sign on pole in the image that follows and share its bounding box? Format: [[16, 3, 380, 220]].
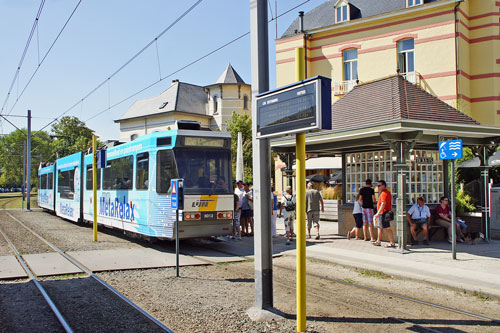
[[171, 179, 179, 209], [439, 140, 463, 160]]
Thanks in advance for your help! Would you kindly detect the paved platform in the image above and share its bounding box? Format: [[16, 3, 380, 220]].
[[219, 218, 500, 299], [68, 248, 206, 272], [23, 252, 83, 277], [0, 256, 27, 279]]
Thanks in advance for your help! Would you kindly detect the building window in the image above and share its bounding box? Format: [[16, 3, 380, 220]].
[[130, 134, 138, 141], [407, 0, 422, 7], [343, 49, 358, 81], [243, 95, 248, 109], [213, 95, 218, 114], [336, 4, 348, 23], [136, 152, 149, 190], [344, 150, 443, 204], [397, 39, 414, 74]]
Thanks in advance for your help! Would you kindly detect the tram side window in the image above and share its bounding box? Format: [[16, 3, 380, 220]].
[[47, 173, 53, 190], [136, 152, 149, 190], [102, 156, 133, 190], [58, 169, 75, 200], [156, 150, 178, 194], [40, 174, 47, 190], [86, 165, 101, 190]]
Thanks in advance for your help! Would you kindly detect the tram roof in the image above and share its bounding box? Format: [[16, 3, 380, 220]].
[[271, 75, 500, 155]]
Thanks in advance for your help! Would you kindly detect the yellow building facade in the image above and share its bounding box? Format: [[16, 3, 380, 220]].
[[276, 0, 500, 126]]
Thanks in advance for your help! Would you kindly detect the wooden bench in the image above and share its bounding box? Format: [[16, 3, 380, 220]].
[[413, 208, 446, 241]]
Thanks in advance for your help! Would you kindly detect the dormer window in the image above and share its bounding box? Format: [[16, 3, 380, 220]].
[[407, 0, 423, 7], [336, 4, 349, 23]]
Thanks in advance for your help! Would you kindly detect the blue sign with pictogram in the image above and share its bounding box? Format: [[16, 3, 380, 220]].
[[171, 179, 179, 209], [439, 140, 463, 160]]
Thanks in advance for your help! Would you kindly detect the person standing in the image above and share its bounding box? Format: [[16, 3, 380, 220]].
[[347, 193, 363, 240], [241, 183, 254, 236], [232, 193, 241, 240], [359, 179, 376, 242], [280, 186, 295, 245], [305, 182, 324, 239], [271, 189, 278, 238], [406, 196, 431, 245], [234, 180, 244, 235], [373, 180, 396, 248]]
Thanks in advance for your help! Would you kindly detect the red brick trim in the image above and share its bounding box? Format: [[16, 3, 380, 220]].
[[496, 59, 500, 65], [496, 2, 500, 7], [339, 44, 361, 52], [457, 32, 500, 44], [458, 8, 500, 21], [309, 9, 455, 43], [393, 33, 418, 43], [439, 95, 500, 103], [415, 33, 455, 44], [276, 35, 303, 45], [421, 71, 456, 79], [276, 57, 295, 65], [497, 110, 500, 115], [358, 44, 393, 54]]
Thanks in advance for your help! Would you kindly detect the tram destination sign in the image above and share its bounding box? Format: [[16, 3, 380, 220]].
[[256, 76, 332, 139]]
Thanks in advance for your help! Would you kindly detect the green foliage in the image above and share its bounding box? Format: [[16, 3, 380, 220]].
[[0, 129, 52, 187], [50, 116, 101, 160], [225, 112, 253, 183], [455, 188, 475, 215]]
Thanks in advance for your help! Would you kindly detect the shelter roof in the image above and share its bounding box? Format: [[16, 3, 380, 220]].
[[271, 75, 500, 155], [332, 75, 479, 132], [116, 81, 208, 122], [281, 0, 439, 38]]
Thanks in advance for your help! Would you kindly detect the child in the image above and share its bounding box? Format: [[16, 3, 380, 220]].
[[347, 193, 363, 240]]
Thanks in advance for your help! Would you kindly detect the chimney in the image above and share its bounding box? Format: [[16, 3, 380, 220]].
[[298, 11, 304, 33]]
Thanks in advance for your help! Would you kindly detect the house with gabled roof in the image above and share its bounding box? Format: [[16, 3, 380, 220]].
[[115, 64, 251, 142]]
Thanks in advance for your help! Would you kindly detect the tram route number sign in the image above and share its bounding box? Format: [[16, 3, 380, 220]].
[[256, 76, 332, 139], [170, 179, 184, 210], [438, 140, 463, 160], [96, 150, 106, 169]]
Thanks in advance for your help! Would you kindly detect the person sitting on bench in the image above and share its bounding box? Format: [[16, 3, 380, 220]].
[[406, 196, 431, 245]]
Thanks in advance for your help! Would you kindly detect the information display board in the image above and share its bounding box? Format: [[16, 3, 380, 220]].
[[256, 76, 332, 138]]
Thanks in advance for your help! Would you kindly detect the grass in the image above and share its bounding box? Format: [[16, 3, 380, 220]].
[[52, 272, 87, 280], [0, 192, 38, 209], [471, 290, 489, 301], [356, 268, 392, 279], [307, 257, 337, 267]]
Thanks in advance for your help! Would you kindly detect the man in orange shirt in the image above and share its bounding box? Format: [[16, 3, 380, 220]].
[[373, 180, 396, 248]]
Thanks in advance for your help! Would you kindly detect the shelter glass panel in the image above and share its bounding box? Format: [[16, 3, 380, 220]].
[[345, 149, 443, 204]]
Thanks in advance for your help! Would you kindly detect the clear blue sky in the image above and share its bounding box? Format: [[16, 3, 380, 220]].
[[0, 0, 322, 140]]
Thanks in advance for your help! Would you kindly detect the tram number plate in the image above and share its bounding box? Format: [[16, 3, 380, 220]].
[[202, 212, 214, 219]]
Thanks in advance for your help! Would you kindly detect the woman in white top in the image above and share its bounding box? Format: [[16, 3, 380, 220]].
[[347, 193, 363, 240]]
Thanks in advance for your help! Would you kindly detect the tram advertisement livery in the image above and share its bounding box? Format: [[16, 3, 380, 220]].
[[38, 127, 234, 240]]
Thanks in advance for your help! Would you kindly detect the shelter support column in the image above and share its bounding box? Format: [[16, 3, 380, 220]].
[[380, 132, 421, 251]]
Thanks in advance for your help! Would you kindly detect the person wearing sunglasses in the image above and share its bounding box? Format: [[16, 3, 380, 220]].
[[373, 180, 396, 248]]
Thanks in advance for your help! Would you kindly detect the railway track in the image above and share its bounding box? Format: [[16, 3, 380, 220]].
[[0, 212, 172, 333], [187, 238, 500, 332]]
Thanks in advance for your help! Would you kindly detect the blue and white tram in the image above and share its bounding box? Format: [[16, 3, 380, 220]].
[[55, 152, 83, 222], [38, 163, 55, 210], [39, 127, 234, 239]]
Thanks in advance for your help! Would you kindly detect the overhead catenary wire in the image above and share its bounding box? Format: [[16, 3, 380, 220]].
[[35, 0, 203, 133], [83, 0, 312, 123], [5, 0, 83, 117], [37, 0, 312, 132], [0, 0, 46, 115]]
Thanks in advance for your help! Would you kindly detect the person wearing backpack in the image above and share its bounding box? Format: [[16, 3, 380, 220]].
[[279, 186, 295, 245]]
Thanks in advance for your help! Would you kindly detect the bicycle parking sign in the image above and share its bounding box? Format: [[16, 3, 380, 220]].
[[439, 140, 463, 160]]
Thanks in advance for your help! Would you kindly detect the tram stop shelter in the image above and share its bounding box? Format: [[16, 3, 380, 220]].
[[271, 75, 500, 247]]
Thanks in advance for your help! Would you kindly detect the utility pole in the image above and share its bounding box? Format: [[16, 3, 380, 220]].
[[27, 110, 31, 211], [250, 0, 273, 311], [22, 141, 26, 210]]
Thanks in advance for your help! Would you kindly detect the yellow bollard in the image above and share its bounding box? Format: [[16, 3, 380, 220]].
[[295, 47, 306, 333]]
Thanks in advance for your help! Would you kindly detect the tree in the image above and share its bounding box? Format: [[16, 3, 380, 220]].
[[225, 112, 253, 183], [0, 129, 52, 187], [50, 116, 99, 160]]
